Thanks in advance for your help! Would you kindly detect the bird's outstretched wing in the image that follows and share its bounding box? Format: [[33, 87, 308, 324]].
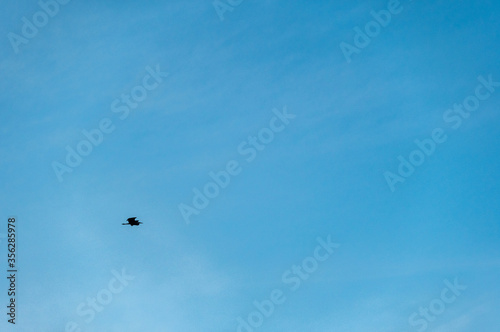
[[127, 217, 137, 223]]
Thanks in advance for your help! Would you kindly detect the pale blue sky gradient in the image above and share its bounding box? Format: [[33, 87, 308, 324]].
[[1, 0, 499, 331]]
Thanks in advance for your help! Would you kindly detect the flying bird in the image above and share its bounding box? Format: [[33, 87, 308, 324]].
[[122, 217, 142, 226]]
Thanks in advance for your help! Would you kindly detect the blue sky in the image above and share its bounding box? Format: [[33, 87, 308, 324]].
[[0, 0, 499, 331]]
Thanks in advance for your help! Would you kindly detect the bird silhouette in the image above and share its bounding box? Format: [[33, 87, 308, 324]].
[[122, 217, 142, 226]]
